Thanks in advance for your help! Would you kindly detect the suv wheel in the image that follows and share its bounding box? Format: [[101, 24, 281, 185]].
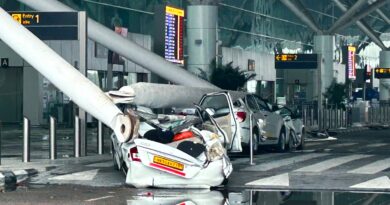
[[288, 131, 295, 151], [252, 129, 259, 153], [297, 129, 305, 150], [277, 130, 286, 152]]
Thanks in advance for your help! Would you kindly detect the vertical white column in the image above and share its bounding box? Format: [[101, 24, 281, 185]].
[[187, 5, 218, 79], [379, 51, 390, 101]]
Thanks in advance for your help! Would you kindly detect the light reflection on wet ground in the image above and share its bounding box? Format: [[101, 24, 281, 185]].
[[2, 184, 389, 205]]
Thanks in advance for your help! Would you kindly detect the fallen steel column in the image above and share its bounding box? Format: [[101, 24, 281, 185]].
[[0, 7, 131, 143], [17, 0, 218, 89], [333, 0, 387, 50]]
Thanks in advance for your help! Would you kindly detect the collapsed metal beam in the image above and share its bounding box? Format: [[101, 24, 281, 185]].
[[376, 9, 390, 25], [17, 0, 218, 89], [332, 0, 390, 33], [328, 0, 368, 34], [280, 0, 323, 34], [0, 7, 131, 143], [333, 0, 387, 50]]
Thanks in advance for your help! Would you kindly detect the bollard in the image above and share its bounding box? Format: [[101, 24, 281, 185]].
[[49, 116, 57, 160], [98, 121, 104, 155], [74, 115, 80, 158], [249, 189, 254, 205], [310, 108, 314, 127], [23, 117, 30, 162], [249, 113, 255, 165], [0, 121, 2, 165]]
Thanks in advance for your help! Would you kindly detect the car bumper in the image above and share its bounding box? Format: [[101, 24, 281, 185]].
[[126, 159, 227, 188]]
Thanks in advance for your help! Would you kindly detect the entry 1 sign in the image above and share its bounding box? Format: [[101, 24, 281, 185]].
[[275, 54, 318, 69], [9, 12, 78, 40]]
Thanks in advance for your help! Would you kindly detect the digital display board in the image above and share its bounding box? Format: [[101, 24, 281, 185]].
[[164, 6, 184, 65], [374, 68, 390, 79], [347, 46, 356, 80], [9, 12, 78, 40], [275, 54, 318, 69]]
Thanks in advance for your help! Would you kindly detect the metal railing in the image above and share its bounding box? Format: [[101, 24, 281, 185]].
[[0, 114, 107, 164], [300, 102, 390, 130]]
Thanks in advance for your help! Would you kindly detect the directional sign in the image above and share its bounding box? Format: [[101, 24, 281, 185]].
[[275, 54, 318, 69], [9, 12, 78, 40], [374, 68, 390, 79], [1, 58, 9, 68]]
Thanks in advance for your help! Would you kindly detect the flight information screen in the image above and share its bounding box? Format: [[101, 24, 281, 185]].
[[164, 6, 184, 65]]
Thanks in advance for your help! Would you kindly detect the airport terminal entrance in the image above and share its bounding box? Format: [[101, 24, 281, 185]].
[[0, 67, 23, 123]]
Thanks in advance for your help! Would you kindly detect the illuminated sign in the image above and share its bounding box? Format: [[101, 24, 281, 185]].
[[374, 68, 390, 79], [164, 6, 184, 65], [275, 54, 318, 69], [9, 12, 78, 40], [347, 46, 356, 80], [1, 58, 9, 68]]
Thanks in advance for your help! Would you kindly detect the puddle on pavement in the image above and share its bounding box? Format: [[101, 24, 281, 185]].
[[3, 184, 390, 204], [128, 189, 390, 205]]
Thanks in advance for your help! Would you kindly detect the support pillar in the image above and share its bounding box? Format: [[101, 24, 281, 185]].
[[313, 35, 334, 130], [313, 35, 335, 102], [379, 51, 390, 101], [187, 5, 217, 80]]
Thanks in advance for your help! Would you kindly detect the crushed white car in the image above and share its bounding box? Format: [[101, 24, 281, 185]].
[[109, 83, 236, 188]]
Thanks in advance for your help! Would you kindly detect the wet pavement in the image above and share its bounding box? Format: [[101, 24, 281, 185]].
[[0, 127, 390, 203], [1, 184, 390, 205]]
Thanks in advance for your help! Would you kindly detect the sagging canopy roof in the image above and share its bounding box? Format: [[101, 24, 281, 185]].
[[108, 82, 247, 109]]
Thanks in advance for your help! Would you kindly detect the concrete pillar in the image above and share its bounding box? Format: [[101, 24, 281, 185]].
[[379, 51, 390, 101], [187, 5, 217, 80], [313, 35, 335, 102]]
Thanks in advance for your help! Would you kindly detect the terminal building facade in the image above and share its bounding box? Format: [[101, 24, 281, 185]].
[[0, 0, 388, 125]]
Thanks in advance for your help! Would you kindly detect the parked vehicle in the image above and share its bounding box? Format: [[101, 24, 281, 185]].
[[199, 93, 288, 153], [273, 105, 305, 150]]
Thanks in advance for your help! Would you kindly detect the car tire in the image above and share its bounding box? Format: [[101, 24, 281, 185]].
[[277, 129, 286, 152], [243, 129, 259, 154], [297, 129, 305, 150], [112, 143, 120, 171], [252, 129, 260, 153], [288, 131, 295, 151]]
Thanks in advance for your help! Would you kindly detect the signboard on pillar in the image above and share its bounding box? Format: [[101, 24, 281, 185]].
[[248, 59, 255, 71], [275, 54, 318, 69], [154, 5, 184, 65], [374, 68, 390, 79], [346, 46, 356, 80]]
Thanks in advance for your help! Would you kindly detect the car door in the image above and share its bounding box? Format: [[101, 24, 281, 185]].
[[199, 92, 241, 152], [252, 95, 280, 141]]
